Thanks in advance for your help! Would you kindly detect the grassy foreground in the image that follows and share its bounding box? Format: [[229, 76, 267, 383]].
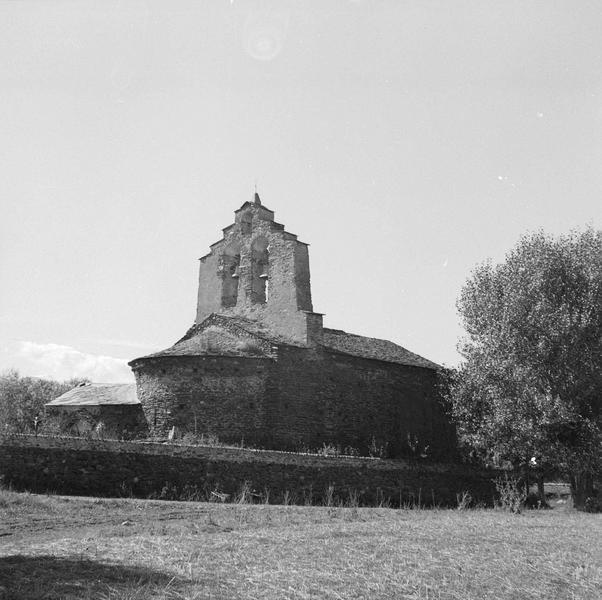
[[0, 489, 600, 600]]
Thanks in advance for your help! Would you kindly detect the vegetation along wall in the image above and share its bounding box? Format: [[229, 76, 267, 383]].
[[0, 434, 496, 507]]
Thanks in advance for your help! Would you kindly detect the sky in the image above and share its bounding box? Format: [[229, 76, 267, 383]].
[[1, 0, 602, 383]]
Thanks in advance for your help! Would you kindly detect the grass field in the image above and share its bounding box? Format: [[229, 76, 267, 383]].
[[0, 488, 600, 600]]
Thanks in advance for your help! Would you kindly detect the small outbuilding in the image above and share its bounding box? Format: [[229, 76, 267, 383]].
[[45, 383, 147, 438]]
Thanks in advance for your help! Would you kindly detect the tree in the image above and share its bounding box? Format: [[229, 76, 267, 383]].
[[447, 228, 602, 510], [0, 370, 89, 434]]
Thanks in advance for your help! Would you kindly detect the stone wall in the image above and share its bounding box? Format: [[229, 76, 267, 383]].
[[133, 346, 456, 460], [45, 405, 148, 438], [196, 201, 315, 344], [0, 434, 497, 507], [133, 355, 271, 445], [266, 347, 455, 460]]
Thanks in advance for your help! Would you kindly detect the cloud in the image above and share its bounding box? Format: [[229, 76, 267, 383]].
[[15, 341, 134, 383]]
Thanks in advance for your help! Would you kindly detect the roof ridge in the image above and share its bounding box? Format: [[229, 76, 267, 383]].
[[324, 327, 410, 346], [87, 382, 134, 387]]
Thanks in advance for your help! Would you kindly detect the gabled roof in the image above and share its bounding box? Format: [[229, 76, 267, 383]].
[[179, 314, 302, 346], [320, 328, 440, 370], [130, 314, 295, 361], [132, 315, 439, 370], [46, 383, 139, 407]]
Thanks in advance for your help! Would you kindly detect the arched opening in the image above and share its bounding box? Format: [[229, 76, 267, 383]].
[[220, 242, 241, 307], [240, 210, 253, 234], [251, 236, 269, 304]]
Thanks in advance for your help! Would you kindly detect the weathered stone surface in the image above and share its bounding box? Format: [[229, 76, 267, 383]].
[[0, 435, 497, 507], [133, 354, 270, 442], [130, 331, 454, 458], [194, 198, 316, 344]]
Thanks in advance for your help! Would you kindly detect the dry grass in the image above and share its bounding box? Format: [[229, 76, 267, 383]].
[[0, 488, 600, 600]]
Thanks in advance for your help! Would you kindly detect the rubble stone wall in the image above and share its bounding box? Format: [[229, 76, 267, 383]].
[[133, 347, 456, 459], [0, 434, 496, 507]]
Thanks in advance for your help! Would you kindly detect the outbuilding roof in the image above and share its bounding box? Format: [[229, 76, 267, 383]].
[[46, 383, 139, 407]]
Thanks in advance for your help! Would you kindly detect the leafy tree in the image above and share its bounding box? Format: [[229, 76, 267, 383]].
[[0, 370, 89, 434], [447, 228, 602, 510]]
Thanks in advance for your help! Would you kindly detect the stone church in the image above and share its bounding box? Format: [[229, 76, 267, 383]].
[[48, 194, 455, 459]]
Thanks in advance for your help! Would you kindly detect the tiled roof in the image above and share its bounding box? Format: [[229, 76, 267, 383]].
[[320, 328, 440, 370], [132, 315, 439, 369], [132, 315, 289, 361], [181, 315, 302, 346], [46, 383, 139, 407]]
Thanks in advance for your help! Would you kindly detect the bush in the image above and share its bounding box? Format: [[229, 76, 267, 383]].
[[495, 475, 526, 513], [369, 436, 388, 458], [0, 370, 89, 434], [584, 495, 602, 513], [456, 491, 472, 510], [317, 443, 340, 457]]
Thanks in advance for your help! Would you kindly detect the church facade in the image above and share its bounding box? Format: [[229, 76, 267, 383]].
[[126, 194, 456, 459]]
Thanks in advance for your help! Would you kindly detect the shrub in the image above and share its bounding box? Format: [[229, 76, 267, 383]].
[[369, 436, 388, 458], [495, 474, 526, 513], [0, 370, 89, 434], [323, 484, 335, 508], [584, 495, 602, 513], [456, 491, 472, 510], [317, 443, 340, 457], [236, 481, 253, 504]]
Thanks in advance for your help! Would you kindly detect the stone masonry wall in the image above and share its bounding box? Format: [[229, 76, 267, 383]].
[[264, 346, 456, 460], [134, 355, 272, 445], [45, 404, 148, 438], [196, 201, 315, 345], [133, 347, 456, 459], [0, 434, 497, 507]]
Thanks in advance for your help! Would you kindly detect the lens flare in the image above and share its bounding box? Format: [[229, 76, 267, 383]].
[[243, 7, 290, 61]]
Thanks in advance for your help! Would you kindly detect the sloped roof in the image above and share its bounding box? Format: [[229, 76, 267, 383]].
[[205, 315, 306, 346], [132, 315, 290, 361], [133, 315, 439, 370], [46, 383, 139, 407], [321, 328, 440, 370]]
